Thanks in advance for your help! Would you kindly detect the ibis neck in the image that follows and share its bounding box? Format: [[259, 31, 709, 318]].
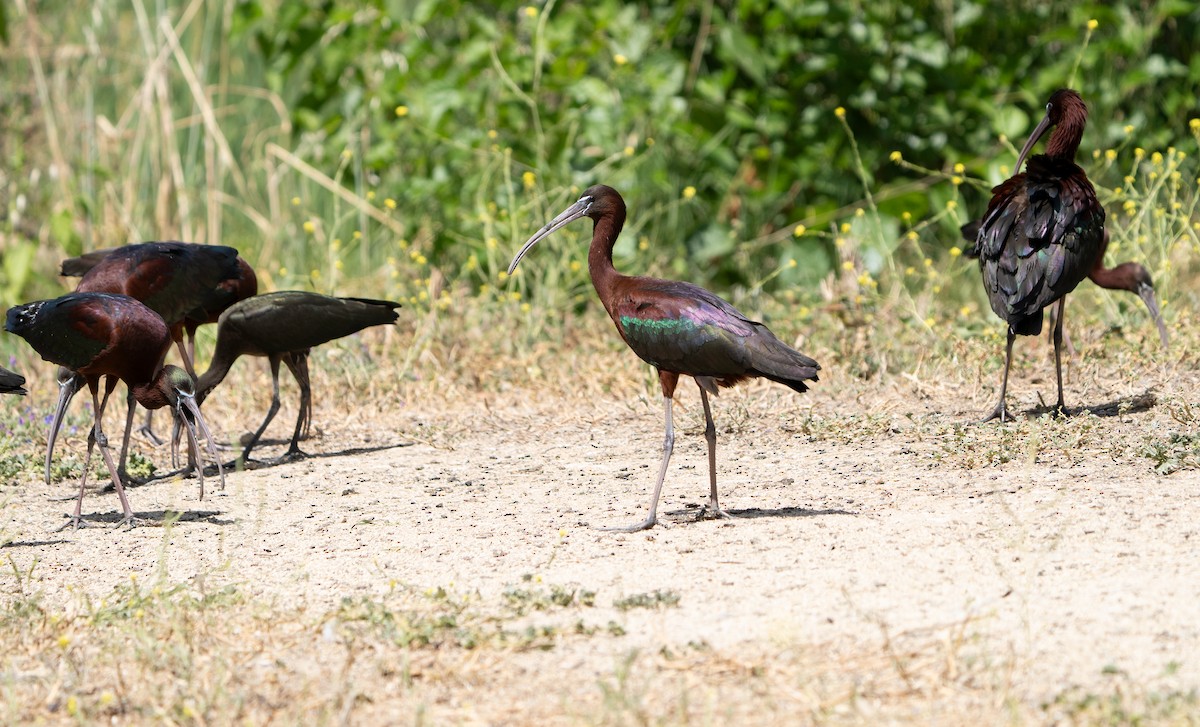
[[195, 346, 237, 404], [131, 378, 172, 410], [1045, 120, 1085, 160], [587, 211, 626, 313]]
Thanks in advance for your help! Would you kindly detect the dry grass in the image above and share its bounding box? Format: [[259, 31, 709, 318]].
[[2, 307, 1197, 724]]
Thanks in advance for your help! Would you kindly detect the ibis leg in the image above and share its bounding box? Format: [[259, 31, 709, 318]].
[[175, 338, 197, 379], [1047, 300, 1076, 358], [979, 329, 1016, 423], [242, 356, 284, 464], [115, 389, 141, 485], [698, 388, 731, 520], [92, 379, 139, 527], [602, 396, 675, 532], [281, 353, 311, 461], [1052, 297, 1067, 416], [56, 427, 96, 531]]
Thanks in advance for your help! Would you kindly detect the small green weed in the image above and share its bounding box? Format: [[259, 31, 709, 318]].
[[1142, 432, 1200, 475], [613, 590, 681, 611]]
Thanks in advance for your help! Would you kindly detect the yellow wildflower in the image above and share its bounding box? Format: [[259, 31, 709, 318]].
[[394, 105, 409, 118], [682, 186, 696, 199]]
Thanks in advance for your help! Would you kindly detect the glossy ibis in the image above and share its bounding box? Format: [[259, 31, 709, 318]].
[[67, 242, 248, 375], [6, 292, 224, 528], [62, 242, 250, 467], [195, 291, 401, 464], [970, 89, 1105, 422], [960, 222, 1167, 349], [508, 185, 820, 531], [0, 366, 26, 395]]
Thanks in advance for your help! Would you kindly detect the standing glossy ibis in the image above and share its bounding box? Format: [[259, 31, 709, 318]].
[[195, 291, 401, 464], [508, 185, 820, 531], [970, 89, 1105, 422], [5, 293, 224, 527], [960, 223, 1167, 349], [0, 366, 26, 395], [61, 242, 250, 470]]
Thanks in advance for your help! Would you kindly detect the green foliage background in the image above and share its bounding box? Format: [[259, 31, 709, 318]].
[[1, 0, 1198, 340]]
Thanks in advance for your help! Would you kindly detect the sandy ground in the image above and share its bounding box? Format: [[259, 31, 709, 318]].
[[1, 337, 1197, 722]]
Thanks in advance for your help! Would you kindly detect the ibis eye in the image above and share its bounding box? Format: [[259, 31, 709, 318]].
[[1046, 103, 1052, 113]]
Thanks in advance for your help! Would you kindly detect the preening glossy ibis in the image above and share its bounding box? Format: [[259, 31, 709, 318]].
[[195, 291, 401, 464], [0, 366, 26, 395], [970, 89, 1105, 422], [5, 293, 224, 528], [960, 222, 1167, 349], [62, 242, 251, 467], [508, 185, 820, 531]]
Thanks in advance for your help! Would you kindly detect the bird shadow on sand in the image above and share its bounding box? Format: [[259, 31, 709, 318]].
[[1026, 391, 1157, 419], [662, 504, 856, 523], [49, 509, 232, 529], [223, 440, 416, 473], [2, 538, 72, 548]]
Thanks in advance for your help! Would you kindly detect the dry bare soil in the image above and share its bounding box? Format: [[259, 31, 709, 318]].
[[1, 327, 1198, 725]]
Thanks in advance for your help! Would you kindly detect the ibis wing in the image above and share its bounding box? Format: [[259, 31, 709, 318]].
[[976, 157, 1104, 332], [611, 278, 818, 390], [219, 291, 400, 354]]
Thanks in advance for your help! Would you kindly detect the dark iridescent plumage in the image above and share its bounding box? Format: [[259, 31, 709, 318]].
[[5, 293, 224, 527], [64, 241, 254, 467], [973, 89, 1105, 421], [508, 184, 819, 531], [196, 291, 401, 464], [68, 242, 250, 370], [960, 222, 1168, 349]]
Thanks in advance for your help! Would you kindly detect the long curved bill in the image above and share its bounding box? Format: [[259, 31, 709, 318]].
[[1136, 282, 1170, 349], [45, 370, 84, 484], [507, 195, 593, 275], [175, 393, 225, 499], [1015, 112, 1053, 172]]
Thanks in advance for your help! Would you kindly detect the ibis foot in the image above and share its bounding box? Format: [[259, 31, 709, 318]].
[[975, 402, 1009, 425], [697, 504, 733, 521], [137, 425, 166, 447], [276, 448, 309, 464], [114, 515, 149, 530], [598, 516, 659, 533], [55, 516, 92, 532]]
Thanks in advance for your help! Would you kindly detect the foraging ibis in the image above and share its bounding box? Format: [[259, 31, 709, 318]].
[[195, 291, 400, 464], [5, 293, 224, 527]]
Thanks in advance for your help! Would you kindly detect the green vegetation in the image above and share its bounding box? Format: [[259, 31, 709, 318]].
[[2, 1, 1197, 335]]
